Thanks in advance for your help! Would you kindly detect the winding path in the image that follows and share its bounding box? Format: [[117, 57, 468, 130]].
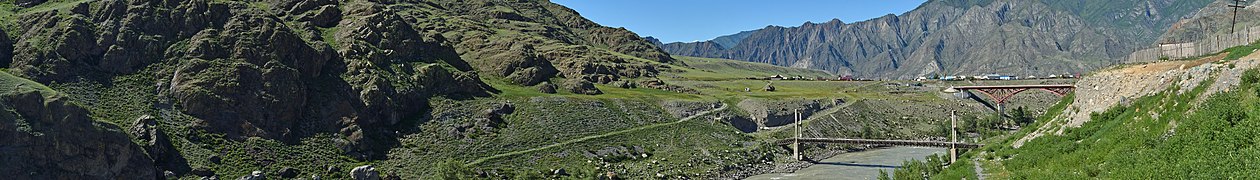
[[465, 103, 729, 166]]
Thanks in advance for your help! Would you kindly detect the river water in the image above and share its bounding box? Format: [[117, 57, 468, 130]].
[[745, 147, 947, 180]]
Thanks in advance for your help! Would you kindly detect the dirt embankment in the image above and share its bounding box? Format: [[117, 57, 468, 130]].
[[1015, 53, 1260, 147], [736, 99, 831, 128]]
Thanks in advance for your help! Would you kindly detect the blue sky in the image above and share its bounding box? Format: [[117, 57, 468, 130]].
[[552, 0, 928, 43]]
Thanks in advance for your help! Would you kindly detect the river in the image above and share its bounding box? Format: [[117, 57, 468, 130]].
[[745, 147, 947, 180]]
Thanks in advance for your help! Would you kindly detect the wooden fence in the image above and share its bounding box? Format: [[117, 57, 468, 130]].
[[1125, 26, 1260, 63]]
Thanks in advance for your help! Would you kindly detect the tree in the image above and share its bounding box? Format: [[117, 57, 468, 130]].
[[889, 154, 948, 180], [878, 170, 891, 180], [935, 121, 952, 137], [1011, 106, 1035, 126], [861, 125, 877, 139]]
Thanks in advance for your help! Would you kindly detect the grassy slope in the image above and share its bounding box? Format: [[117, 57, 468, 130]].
[[463, 103, 729, 166], [381, 95, 767, 178], [482, 76, 707, 101], [928, 93, 1075, 179], [0, 69, 58, 99], [922, 43, 1260, 179], [406, 54, 901, 178], [48, 66, 364, 179], [938, 67, 1260, 179], [1223, 40, 1260, 60], [660, 56, 912, 109], [385, 55, 803, 178]]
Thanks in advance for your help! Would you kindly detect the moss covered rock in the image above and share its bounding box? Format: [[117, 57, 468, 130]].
[[563, 78, 602, 95]]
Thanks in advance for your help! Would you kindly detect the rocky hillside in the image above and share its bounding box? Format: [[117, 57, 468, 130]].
[[0, 71, 156, 179], [1015, 49, 1260, 147], [1157, 0, 1260, 44], [956, 43, 1260, 179], [0, 0, 675, 178], [662, 0, 1213, 79]]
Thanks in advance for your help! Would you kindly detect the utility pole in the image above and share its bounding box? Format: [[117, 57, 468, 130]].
[[793, 109, 801, 161], [997, 102, 1005, 129], [950, 111, 958, 164], [1230, 0, 1248, 34]]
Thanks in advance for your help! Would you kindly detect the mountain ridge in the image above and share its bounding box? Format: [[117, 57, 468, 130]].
[[663, 0, 1214, 79]]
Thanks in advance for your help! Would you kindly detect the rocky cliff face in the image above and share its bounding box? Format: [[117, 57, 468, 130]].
[[0, 72, 157, 179], [0, 0, 672, 165], [663, 0, 1212, 79]]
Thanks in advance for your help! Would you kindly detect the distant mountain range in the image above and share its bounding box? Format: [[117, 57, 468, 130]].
[[661, 0, 1218, 79]]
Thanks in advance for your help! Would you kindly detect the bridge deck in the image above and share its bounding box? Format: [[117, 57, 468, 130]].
[[952, 84, 1074, 89], [779, 138, 983, 149]]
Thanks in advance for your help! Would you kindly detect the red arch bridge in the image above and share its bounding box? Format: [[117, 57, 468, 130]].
[[947, 85, 1075, 104]]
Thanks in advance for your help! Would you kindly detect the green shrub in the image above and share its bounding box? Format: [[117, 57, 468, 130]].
[[1242, 69, 1260, 85], [437, 160, 475, 179]]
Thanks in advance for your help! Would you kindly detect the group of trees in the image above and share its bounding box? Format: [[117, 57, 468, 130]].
[[935, 107, 1037, 139], [1008, 107, 1035, 126], [876, 154, 949, 180]]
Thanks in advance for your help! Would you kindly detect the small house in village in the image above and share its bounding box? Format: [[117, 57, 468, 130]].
[[769, 75, 785, 80]]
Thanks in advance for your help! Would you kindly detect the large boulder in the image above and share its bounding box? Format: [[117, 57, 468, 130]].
[[275, 0, 341, 28], [463, 37, 558, 86], [350, 165, 380, 180], [563, 78, 602, 95], [130, 115, 190, 175], [537, 81, 558, 94], [238, 170, 265, 180], [278, 167, 299, 178], [477, 102, 515, 129], [171, 58, 309, 139], [309, 5, 342, 28]]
